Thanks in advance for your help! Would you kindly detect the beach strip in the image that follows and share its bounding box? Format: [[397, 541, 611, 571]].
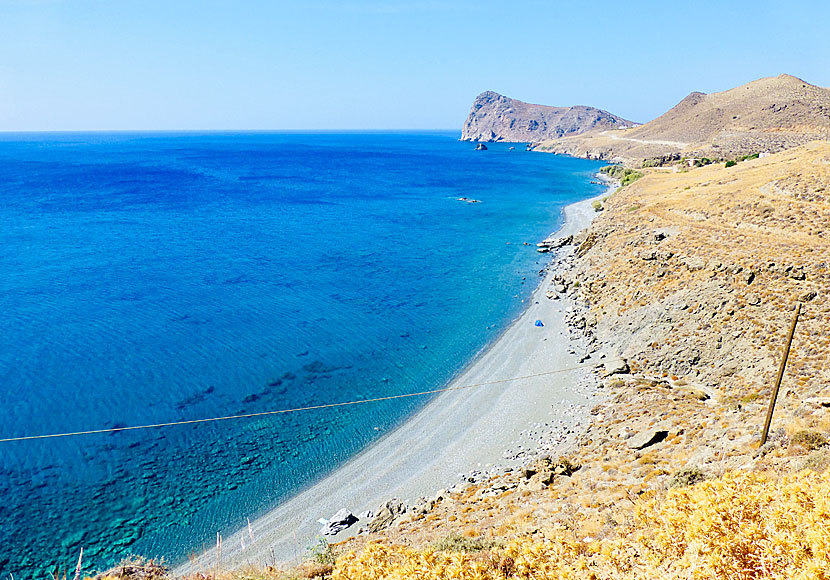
[[177, 188, 608, 575]]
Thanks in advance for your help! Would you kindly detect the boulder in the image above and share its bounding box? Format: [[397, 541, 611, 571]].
[[542, 234, 573, 248], [627, 425, 670, 450], [601, 358, 630, 377], [320, 508, 359, 536], [520, 456, 581, 489], [367, 498, 406, 533]]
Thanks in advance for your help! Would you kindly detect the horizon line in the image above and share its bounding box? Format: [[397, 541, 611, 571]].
[[0, 128, 462, 136]]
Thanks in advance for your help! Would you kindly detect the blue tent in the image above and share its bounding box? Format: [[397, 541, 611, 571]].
[[534, 319, 544, 327]]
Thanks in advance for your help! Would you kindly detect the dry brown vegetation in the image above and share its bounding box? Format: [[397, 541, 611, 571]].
[[324, 141, 830, 578], [334, 471, 830, 580]]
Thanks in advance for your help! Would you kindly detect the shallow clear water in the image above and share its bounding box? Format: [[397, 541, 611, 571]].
[[0, 131, 603, 576]]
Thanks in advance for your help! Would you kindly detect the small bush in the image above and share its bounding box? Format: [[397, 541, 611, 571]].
[[801, 449, 830, 473], [791, 430, 829, 451], [668, 467, 707, 488], [740, 391, 762, 404], [430, 534, 500, 553], [725, 160, 737, 168], [309, 538, 337, 566], [599, 165, 644, 187], [592, 200, 603, 212]]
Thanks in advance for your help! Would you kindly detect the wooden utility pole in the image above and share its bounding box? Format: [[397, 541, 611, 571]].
[[760, 302, 802, 446]]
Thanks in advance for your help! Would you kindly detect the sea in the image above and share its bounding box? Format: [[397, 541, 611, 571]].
[[0, 131, 604, 577]]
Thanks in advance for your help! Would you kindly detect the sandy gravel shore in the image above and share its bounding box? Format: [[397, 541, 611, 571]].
[[177, 189, 607, 575]]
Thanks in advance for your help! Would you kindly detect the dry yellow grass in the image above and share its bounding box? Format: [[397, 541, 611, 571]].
[[334, 470, 830, 580]]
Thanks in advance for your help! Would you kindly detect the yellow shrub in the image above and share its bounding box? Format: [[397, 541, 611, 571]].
[[333, 470, 830, 580]]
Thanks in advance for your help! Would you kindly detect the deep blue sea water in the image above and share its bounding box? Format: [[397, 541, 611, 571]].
[[0, 132, 603, 576]]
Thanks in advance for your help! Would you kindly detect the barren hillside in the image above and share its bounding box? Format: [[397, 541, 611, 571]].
[[541, 74, 830, 163], [327, 142, 830, 579]]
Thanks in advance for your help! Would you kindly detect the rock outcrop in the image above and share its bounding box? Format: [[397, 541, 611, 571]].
[[461, 91, 636, 142]]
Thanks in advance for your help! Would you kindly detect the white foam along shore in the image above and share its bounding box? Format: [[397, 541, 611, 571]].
[[176, 183, 612, 576]]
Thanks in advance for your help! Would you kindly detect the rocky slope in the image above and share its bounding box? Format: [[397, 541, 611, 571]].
[[541, 74, 830, 163], [322, 141, 830, 578], [460, 91, 635, 142]]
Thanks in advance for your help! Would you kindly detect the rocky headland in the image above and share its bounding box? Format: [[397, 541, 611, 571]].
[[461, 91, 635, 143]]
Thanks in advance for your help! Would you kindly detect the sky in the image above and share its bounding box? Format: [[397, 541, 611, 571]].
[[0, 0, 828, 131]]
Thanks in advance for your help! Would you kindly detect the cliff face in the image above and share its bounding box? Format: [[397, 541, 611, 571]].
[[460, 91, 636, 142]]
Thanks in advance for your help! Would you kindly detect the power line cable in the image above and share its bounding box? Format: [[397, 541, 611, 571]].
[[0, 363, 600, 444]]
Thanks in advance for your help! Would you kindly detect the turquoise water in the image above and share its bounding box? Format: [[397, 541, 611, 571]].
[[0, 131, 604, 576]]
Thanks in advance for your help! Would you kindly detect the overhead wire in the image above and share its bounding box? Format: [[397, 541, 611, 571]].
[[0, 363, 600, 444]]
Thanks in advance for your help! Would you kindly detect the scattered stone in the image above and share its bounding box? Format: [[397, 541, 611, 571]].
[[367, 499, 406, 533], [800, 290, 818, 302], [627, 425, 670, 450], [601, 358, 630, 377], [320, 509, 358, 536]]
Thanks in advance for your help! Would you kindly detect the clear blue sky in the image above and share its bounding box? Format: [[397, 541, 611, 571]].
[[0, 0, 827, 131]]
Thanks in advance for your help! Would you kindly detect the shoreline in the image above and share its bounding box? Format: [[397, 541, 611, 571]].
[[176, 183, 612, 575]]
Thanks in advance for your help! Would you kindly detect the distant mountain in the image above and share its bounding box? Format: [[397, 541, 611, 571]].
[[460, 91, 636, 142], [541, 74, 830, 163]]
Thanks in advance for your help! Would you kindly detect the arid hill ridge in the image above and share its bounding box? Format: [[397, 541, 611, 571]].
[[461, 91, 636, 142], [540, 74, 830, 163], [629, 74, 830, 143]]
